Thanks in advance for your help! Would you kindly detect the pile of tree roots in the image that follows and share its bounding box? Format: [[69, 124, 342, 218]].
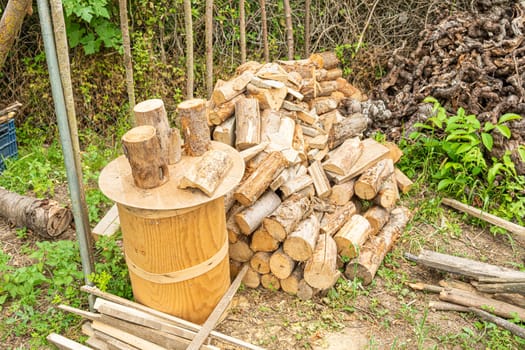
[[372, 0, 525, 172]]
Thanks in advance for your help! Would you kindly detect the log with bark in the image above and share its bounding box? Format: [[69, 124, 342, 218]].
[[263, 193, 311, 242], [303, 234, 340, 290], [177, 98, 211, 156]]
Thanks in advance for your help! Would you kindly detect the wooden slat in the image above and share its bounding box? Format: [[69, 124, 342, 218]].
[[46, 333, 94, 350], [92, 204, 120, 238]]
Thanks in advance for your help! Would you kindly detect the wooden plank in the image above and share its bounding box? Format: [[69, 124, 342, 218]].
[[92, 204, 120, 238], [91, 322, 166, 350], [46, 333, 94, 350], [441, 197, 525, 239], [187, 264, 249, 350]]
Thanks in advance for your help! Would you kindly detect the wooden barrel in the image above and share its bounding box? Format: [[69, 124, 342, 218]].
[[117, 198, 229, 324]]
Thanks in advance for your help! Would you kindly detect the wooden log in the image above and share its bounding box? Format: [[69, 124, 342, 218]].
[[0, 188, 72, 238], [310, 51, 340, 70], [308, 160, 331, 199], [308, 134, 328, 150], [229, 236, 253, 262], [405, 249, 525, 281], [322, 137, 363, 175], [236, 61, 263, 75], [394, 167, 413, 193], [250, 75, 286, 89], [242, 266, 261, 288], [327, 113, 368, 150], [293, 123, 308, 162], [212, 116, 235, 146], [316, 68, 343, 81], [226, 203, 244, 243], [304, 234, 340, 290], [471, 282, 525, 295], [269, 248, 296, 279], [441, 198, 525, 240], [230, 259, 243, 280], [334, 214, 371, 259], [297, 279, 318, 300], [122, 126, 169, 189], [256, 62, 291, 82], [235, 97, 261, 150], [208, 95, 243, 125], [345, 207, 410, 285], [246, 84, 287, 111], [177, 99, 211, 156], [374, 173, 399, 209], [283, 214, 320, 261], [133, 99, 181, 164], [239, 142, 269, 162], [327, 139, 390, 184], [266, 117, 296, 150], [250, 226, 280, 252], [280, 266, 303, 295], [296, 109, 318, 125], [91, 321, 166, 350], [320, 201, 357, 236], [263, 193, 311, 242], [250, 251, 271, 274], [328, 180, 355, 206], [363, 206, 390, 236], [260, 110, 282, 142], [384, 142, 403, 163], [493, 293, 525, 308], [354, 159, 394, 200], [234, 151, 288, 206], [310, 96, 338, 115], [270, 167, 293, 191], [211, 71, 253, 105], [234, 191, 281, 235], [336, 78, 365, 101], [261, 273, 281, 290], [317, 80, 339, 97], [280, 174, 313, 198], [179, 149, 232, 196]]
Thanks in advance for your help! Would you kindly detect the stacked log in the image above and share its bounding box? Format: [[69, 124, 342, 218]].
[[206, 53, 413, 298]]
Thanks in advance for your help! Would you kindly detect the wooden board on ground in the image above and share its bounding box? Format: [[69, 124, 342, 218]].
[[92, 204, 120, 238]]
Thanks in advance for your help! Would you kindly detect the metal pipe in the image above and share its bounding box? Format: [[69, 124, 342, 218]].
[[36, 0, 95, 309]]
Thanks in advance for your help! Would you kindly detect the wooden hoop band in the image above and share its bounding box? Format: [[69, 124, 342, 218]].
[[125, 239, 228, 284]]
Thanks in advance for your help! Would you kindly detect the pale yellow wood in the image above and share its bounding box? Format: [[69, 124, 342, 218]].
[[308, 160, 331, 199], [394, 167, 414, 193], [91, 322, 166, 350], [46, 333, 93, 350], [261, 273, 281, 290], [334, 214, 371, 259], [92, 204, 120, 238], [283, 214, 320, 261], [179, 149, 233, 196], [304, 234, 340, 290], [269, 248, 296, 279]]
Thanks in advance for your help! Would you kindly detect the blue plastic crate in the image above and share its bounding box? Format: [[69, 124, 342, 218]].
[[0, 119, 18, 172]]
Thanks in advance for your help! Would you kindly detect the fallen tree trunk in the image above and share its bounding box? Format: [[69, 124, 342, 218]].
[[0, 187, 72, 238]]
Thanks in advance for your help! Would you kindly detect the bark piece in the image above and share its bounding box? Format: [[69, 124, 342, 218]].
[[394, 167, 413, 193], [283, 214, 320, 262], [211, 71, 253, 105], [327, 113, 368, 149], [250, 227, 280, 252], [212, 117, 236, 146], [363, 206, 390, 236], [345, 207, 410, 285], [322, 137, 363, 175], [320, 201, 357, 236], [234, 191, 281, 235], [263, 194, 311, 242], [179, 149, 232, 196], [122, 125, 169, 189], [269, 248, 296, 279], [310, 52, 340, 70], [304, 234, 340, 290], [329, 181, 355, 206], [250, 251, 271, 274], [234, 151, 288, 206], [308, 160, 331, 199], [235, 97, 261, 150], [177, 99, 211, 156], [334, 214, 371, 259], [354, 159, 394, 200], [261, 273, 281, 290]]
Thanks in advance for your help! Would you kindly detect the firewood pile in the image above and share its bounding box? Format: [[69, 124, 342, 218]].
[[207, 52, 413, 298], [372, 0, 525, 172], [407, 249, 525, 338]]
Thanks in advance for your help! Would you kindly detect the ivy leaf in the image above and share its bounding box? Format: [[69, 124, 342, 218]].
[[498, 113, 522, 124], [495, 124, 511, 139], [481, 132, 493, 151]]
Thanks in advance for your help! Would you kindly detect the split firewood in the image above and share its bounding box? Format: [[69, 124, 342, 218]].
[[493, 294, 525, 308], [292, 123, 308, 163], [227, 203, 244, 243], [208, 94, 243, 126], [336, 78, 366, 101], [308, 160, 331, 199], [250, 227, 280, 252], [304, 234, 340, 290], [230, 259, 243, 280], [354, 159, 394, 200], [256, 62, 291, 82], [122, 125, 169, 189], [270, 167, 294, 191], [384, 142, 403, 163], [235, 97, 261, 150], [297, 279, 318, 300], [310, 96, 338, 115], [327, 113, 368, 150], [177, 98, 211, 157], [242, 267, 261, 288], [363, 206, 390, 236], [277, 58, 315, 78], [133, 99, 181, 164], [394, 167, 413, 193], [310, 51, 340, 70], [260, 273, 281, 290], [179, 149, 232, 196], [315, 68, 343, 81], [263, 193, 311, 242], [322, 137, 363, 175], [334, 214, 371, 259], [345, 207, 410, 285], [327, 138, 390, 184], [296, 109, 318, 125], [239, 142, 269, 163], [250, 75, 286, 90], [269, 248, 296, 279], [236, 61, 263, 75], [286, 87, 304, 100], [229, 236, 253, 262], [308, 134, 329, 149], [316, 80, 339, 97], [266, 117, 295, 150], [211, 71, 253, 105], [234, 191, 281, 235], [212, 117, 235, 146], [280, 174, 313, 198], [260, 110, 282, 141], [280, 266, 303, 295], [283, 214, 320, 261], [234, 151, 288, 206], [328, 180, 355, 206], [246, 84, 287, 111], [320, 201, 357, 236], [250, 251, 272, 274], [373, 173, 399, 210]]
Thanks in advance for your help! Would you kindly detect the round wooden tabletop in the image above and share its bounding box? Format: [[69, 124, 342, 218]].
[[99, 141, 245, 210]]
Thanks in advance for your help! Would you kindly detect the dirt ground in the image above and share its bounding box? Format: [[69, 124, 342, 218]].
[[1, 193, 524, 349]]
